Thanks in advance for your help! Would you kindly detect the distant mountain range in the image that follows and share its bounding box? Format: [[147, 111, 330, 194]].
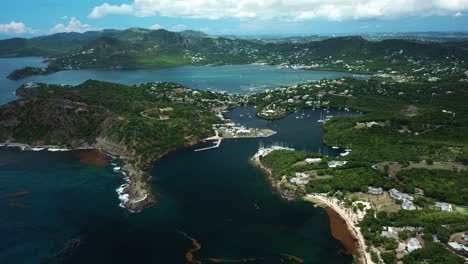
[[2, 28, 468, 79]]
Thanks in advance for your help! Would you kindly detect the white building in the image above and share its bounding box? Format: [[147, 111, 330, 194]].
[[389, 188, 414, 201], [305, 158, 322, 164], [290, 177, 309, 185], [435, 202, 452, 212], [236, 129, 251, 135], [328, 161, 347, 168], [368, 186, 383, 195], [407, 238, 422, 252], [402, 199, 416, 210]]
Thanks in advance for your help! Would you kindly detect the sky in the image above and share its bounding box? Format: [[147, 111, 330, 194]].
[[1, 0, 468, 38]]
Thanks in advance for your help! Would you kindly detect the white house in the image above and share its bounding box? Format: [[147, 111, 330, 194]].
[[407, 238, 422, 252]]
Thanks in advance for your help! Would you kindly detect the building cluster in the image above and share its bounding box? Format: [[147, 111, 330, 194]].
[[381, 226, 424, 239], [251, 146, 295, 161], [389, 188, 416, 210], [289, 172, 310, 185]]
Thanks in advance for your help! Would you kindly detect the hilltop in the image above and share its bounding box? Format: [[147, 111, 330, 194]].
[[4, 28, 468, 80], [0, 80, 232, 211]]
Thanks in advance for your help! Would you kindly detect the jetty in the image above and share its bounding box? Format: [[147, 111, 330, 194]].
[[194, 138, 222, 152]]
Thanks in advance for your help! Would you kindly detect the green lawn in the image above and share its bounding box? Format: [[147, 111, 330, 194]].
[[454, 205, 468, 215]]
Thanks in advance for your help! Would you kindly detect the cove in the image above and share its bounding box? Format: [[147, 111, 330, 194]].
[[0, 57, 368, 105], [0, 106, 360, 264]]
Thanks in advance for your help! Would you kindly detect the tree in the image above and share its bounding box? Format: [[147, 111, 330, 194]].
[[371, 251, 380, 263], [398, 231, 409, 240], [381, 251, 397, 264]]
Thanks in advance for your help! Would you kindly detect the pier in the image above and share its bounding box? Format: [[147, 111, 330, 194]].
[[194, 138, 223, 152]]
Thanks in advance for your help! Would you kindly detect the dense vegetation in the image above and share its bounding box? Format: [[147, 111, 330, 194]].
[[402, 242, 464, 264], [0, 30, 120, 57], [396, 169, 468, 205], [0, 80, 219, 167], [255, 70, 468, 263], [5, 28, 468, 79], [260, 149, 389, 194]]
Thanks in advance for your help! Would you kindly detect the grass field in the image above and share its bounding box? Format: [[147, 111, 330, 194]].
[[347, 192, 401, 213], [454, 205, 468, 215]]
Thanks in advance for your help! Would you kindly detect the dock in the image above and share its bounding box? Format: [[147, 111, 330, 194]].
[[194, 138, 222, 152]]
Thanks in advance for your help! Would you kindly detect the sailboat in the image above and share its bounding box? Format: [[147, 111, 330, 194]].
[[317, 112, 325, 123], [345, 143, 353, 152], [332, 140, 339, 149]]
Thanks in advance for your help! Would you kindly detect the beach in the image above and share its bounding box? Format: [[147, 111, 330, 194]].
[[253, 154, 372, 263], [305, 194, 374, 264]]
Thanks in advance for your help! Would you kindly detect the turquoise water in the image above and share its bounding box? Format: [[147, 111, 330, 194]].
[[0, 107, 359, 264], [0, 57, 367, 104]]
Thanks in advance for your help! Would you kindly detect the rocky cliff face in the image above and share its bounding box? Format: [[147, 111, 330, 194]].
[[0, 80, 219, 212]]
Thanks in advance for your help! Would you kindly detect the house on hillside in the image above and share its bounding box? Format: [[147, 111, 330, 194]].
[[435, 202, 452, 212], [368, 186, 383, 195], [389, 188, 414, 201], [402, 199, 416, 210], [407, 238, 422, 252], [305, 158, 322, 164]]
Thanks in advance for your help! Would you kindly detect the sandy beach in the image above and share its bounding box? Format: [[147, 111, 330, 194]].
[[305, 194, 374, 264]]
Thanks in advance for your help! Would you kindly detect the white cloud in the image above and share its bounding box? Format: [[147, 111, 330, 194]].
[[88, 3, 134, 19], [88, 0, 468, 21], [170, 24, 187, 31], [454, 11, 464, 17], [61, 16, 68, 19], [50, 17, 92, 33], [150, 24, 164, 29], [0, 21, 33, 34]]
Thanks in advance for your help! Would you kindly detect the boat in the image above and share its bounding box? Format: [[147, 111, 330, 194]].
[[331, 140, 339, 149], [317, 113, 325, 123]]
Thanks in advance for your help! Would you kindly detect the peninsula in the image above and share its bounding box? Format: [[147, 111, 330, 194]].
[[4, 28, 468, 80], [0, 80, 272, 211]]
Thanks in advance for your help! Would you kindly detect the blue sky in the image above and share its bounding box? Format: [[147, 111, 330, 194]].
[[1, 0, 468, 38]]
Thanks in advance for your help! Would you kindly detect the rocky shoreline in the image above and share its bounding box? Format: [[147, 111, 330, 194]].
[[252, 158, 300, 201], [0, 141, 155, 213], [0, 135, 222, 213]]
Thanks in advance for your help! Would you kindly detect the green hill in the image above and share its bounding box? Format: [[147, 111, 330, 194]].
[[3, 28, 468, 78]]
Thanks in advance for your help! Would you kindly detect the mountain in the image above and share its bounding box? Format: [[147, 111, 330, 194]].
[[179, 30, 209, 37], [3, 28, 468, 78], [0, 30, 121, 58]]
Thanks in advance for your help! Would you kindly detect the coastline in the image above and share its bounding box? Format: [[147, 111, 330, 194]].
[[252, 156, 373, 264], [252, 158, 299, 201], [0, 128, 221, 213], [304, 194, 374, 264], [0, 142, 154, 212], [6, 60, 368, 81]]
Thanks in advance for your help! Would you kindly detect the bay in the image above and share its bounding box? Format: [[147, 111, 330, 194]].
[[0, 57, 367, 105], [0, 58, 362, 264], [0, 107, 358, 264]]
